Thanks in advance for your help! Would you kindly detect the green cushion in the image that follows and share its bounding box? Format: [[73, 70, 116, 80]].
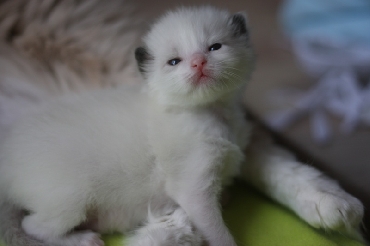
[[1, 184, 365, 246], [104, 183, 364, 246], [221, 183, 364, 246]]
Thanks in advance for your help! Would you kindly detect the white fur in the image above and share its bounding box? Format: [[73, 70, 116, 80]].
[[0, 5, 364, 246], [126, 206, 203, 246], [243, 128, 364, 239], [0, 7, 252, 246], [143, 7, 254, 108], [0, 0, 143, 139]]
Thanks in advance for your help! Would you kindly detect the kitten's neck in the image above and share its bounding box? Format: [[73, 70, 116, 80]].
[[149, 89, 242, 113]]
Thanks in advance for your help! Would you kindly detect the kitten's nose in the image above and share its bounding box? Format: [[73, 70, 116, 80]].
[[191, 54, 207, 70]]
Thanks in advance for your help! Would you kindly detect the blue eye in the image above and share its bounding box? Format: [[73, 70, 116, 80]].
[[167, 58, 181, 66], [209, 43, 222, 51]]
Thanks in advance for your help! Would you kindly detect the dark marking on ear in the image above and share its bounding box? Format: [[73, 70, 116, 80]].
[[229, 13, 249, 37], [135, 47, 153, 76]]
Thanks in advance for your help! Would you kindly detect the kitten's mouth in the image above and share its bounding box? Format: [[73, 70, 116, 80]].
[[192, 71, 212, 85]]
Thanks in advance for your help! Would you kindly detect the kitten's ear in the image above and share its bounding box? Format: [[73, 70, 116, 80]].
[[229, 12, 249, 37], [135, 47, 153, 77]]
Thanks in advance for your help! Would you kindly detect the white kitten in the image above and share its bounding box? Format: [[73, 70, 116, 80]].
[[0, 6, 364, 246]]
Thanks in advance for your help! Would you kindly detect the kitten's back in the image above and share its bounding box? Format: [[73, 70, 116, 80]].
[[0, 0, 144, 138]]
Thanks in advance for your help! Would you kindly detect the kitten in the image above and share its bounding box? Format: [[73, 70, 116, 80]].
[[0, 6, 364, 246]]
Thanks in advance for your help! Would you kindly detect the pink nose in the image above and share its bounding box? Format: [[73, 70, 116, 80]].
[[191, 54, 207, 70]]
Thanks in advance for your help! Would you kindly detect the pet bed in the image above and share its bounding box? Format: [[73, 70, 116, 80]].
[[101, 183, 364, 246]]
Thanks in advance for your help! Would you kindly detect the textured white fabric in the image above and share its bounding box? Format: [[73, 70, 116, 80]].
[[266, 39, 370, 143]]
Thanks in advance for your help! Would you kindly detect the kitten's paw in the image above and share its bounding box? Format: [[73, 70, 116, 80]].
[[127, 208, 203, 246], [298, 188, 364, 238], [76, 231, 104, 246]]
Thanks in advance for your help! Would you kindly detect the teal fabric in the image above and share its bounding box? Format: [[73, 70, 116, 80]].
[[280, 0, 370, 44]]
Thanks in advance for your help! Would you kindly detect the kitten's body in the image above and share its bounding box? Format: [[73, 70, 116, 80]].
[[1, 87, 155, 231], [0, 0, 143, 139], [0, 7, 252, 246], [0, 4, 364, 246]]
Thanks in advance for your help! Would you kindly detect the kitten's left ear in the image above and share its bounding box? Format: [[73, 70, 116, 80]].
[[229, 12, 249, 37], [135, 46, 153, 77]]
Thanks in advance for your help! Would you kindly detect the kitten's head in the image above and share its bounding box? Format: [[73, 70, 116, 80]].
[[135, 6, 255, 107]]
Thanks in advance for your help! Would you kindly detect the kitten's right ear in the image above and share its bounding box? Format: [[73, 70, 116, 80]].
[[229, 12, 249, 38], [135, 47, 153, 77]]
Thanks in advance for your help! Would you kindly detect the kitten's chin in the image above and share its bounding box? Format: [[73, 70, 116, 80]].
[[191, 76, 211, 86], [190, 72, 213, 86]]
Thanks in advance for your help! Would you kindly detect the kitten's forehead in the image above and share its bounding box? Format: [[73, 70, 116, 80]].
[[145, 7, 232, 56]]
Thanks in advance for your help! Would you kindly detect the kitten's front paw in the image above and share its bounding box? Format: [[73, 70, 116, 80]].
[[77, 231, 105, 246], [127, 208, 203, 246], [298, 188, 364, 239]]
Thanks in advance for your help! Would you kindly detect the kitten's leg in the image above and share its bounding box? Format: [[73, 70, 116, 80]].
[[163, 141, 242, 246], [241, 127, 364, 238], [22, 209, 104, 246], [126, 206, 203, 246]]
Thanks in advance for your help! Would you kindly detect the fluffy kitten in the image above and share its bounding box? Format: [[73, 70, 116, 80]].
[[0, 6, 364, 246]]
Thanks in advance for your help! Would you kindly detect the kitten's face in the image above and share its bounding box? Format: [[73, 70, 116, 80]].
[[136, 7, 254, 107]]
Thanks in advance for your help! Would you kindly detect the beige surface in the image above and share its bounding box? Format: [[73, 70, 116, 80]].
[[134, 0, 370, 230]]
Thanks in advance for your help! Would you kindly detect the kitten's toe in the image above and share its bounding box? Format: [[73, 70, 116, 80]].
[[127, 207, 203, 246], [78, 231, 104, 246], [299, 189, 364, 239]]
